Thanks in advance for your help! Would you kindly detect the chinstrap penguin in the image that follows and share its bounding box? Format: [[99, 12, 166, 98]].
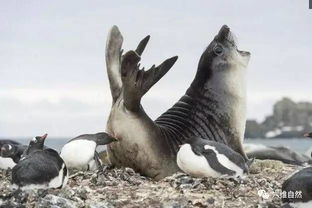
[[12, 134, 68, 190], [282, 167, 312, 208], [60, 132, 117, 171], [177, 137, 252, 179], [0, 139, 22, 170]]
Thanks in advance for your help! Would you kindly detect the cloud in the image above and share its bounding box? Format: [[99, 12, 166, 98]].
[[0, 0, 311, 137]]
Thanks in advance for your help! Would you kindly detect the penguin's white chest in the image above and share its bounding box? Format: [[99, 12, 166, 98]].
[[0, 157, 16, 169], [177, 144, 221, 178], [60, 140, 97, 170], [48, 163, 68, 189]]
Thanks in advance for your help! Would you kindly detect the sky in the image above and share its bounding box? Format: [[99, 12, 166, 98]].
[[0, 0, 311, 138]]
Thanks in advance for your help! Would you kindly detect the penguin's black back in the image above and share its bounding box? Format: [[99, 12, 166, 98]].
[[190, 138, 247, 171], [12, 148, 66, 187], [67, 132, 114, 145], [11, 145, 28, 163], [282, 167, 312, 203], [0, 140, 20, 147], [68, 134, 97, 143]]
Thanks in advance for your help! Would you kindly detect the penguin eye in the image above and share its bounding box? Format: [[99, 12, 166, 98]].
[[213, 45, 223, 56]]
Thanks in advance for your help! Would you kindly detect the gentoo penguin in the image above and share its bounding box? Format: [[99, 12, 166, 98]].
[[177, 137, 252, 179], [0, 140, 21, 169], [60, 132, 117, 171], [12, 134, 68, 190], [0, 143, 27, 168], [243, 143, 311, 166], [282, 167, 312, 208]]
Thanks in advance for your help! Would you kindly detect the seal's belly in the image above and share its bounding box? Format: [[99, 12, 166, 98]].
[[106, 109, 165, 178]]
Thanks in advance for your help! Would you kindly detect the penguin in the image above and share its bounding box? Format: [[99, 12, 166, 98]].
[[0, 143, 27, 169], [12, 134, 68, 190], [60, 132, 117, 171], [282, 167, 312, 208], [177, 136, 252, 179], [0, 140, 22, 169], [244, 143, 311, 166], [303, 132, 312, 138]]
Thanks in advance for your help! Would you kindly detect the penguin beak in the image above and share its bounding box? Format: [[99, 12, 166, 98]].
[[103, 133, 118, 144], [40, 133, 48, 142]]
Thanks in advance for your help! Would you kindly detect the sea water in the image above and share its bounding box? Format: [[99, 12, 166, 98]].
[[7, 137, 312, 154]]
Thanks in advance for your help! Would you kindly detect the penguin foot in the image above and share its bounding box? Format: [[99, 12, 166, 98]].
[[229, 176, 247, 185]]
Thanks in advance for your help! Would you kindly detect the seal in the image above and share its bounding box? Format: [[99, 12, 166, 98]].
[[105, 25, 251, 179], [12, 134, 68, 190], [60, 132, 117, 171], [177, 137, 251, 179]]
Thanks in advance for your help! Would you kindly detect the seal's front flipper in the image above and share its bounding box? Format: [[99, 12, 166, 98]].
[[121, 50, 178, 111], [106, 26, 123, 103]]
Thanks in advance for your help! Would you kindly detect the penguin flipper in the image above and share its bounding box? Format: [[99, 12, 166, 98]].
[[121, 50, 178, 111]]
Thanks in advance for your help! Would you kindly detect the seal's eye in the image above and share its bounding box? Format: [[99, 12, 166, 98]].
[[213, 45, 223, 56]]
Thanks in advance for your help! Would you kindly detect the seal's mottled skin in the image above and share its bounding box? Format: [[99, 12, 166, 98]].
[[105, 25, 250, 180]]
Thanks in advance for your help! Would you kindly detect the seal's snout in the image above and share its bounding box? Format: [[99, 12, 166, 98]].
[[216, 25, 233, 44]]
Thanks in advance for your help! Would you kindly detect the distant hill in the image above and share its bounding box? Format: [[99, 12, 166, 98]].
[[245, 97, 312, 138]]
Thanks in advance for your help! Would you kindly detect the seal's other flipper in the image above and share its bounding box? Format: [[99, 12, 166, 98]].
[[121, 50, 178, 111], [106, 26, 123, 103]]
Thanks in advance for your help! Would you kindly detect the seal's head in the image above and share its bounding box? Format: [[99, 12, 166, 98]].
[[190, 25, 250, 96]]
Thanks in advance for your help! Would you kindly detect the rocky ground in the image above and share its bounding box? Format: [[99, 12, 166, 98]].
[[0, 160, 298, 208]]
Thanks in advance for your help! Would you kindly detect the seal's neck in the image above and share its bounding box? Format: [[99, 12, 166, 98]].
[[156, 68, 247, 155]]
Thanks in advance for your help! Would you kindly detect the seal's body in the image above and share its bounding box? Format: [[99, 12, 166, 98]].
[[106, 25, 250, 179]]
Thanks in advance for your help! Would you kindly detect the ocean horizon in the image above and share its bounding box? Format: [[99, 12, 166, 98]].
[[2, 137, 312, 154]]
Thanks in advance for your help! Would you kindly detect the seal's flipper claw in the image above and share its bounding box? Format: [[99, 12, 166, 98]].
[[135, 35, 150, 56], [106, 25, 123, 103], [121, 53, 177, 111], [143, 56, 178, 92]]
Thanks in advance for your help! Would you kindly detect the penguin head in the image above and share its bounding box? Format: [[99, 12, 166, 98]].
[[184, 136, 210, 156], [28, 133, 48, 152], [95, 132, 118, 145], [304, 132, 312, 138], [0, 144, 16, 157]]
